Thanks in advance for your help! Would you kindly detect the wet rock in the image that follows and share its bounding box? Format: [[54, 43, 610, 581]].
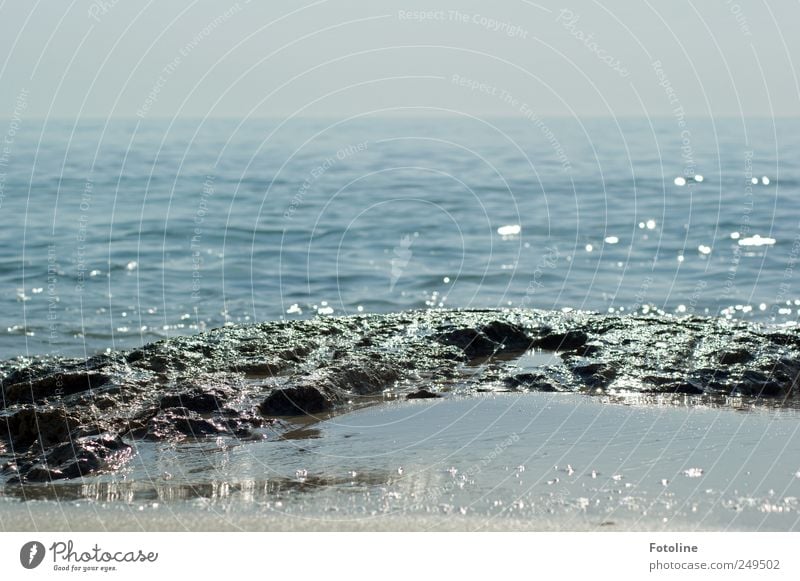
[[327, 360, 401, 395], [436, 328, 499, 358], [436, 321, 532, 358], [2, 371, 110, 406], [718, 349, 753, 365], [643, 380, 704, 395], [407, 389, 442, 399], [144, 408, 228, 441], [504, 373, 560, 392], [480, 321, 532, 352], [3, 307, 800, 483], [259, 386, 333, 416], [159, 388, 226, 413], [237, 360, 283, 377], [2, 407, 79, 449], [12, 435, 132, 483], [533, 330, 588, 351], [569, 362, 617, 389], [734, 370, 783, 397]]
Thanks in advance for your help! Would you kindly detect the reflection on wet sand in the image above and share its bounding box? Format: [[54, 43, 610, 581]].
[[1, 470, 396, 503]]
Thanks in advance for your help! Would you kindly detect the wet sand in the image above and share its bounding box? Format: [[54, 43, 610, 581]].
[[3, 393, 799, 531]]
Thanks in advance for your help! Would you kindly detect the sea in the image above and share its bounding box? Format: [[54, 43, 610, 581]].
[[1, 116, 798, 360]]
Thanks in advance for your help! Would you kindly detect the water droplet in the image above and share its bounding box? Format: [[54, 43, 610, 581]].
[[683, 467, 704, 478], [585, 244, 593, 252], [604, 236, 619, 244], [762, 176, 770, 185], [674, 176, 687, 186]]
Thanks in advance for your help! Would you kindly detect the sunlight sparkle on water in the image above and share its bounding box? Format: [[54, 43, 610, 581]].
[[738, 235, 776, 247], [497, 224, 521, 236]]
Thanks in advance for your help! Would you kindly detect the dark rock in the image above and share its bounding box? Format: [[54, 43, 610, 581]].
[[480, 321, 532, 352], [504, 373, 559, 392], [2, 407, 79, 449], [259, 386, 332, 416], [571, 362, 616, 388], [14, 435, 132, 483], [533, 330, 588, 351], [734, 370, 783, 397], [643, 381, 704, 395], [407, 389, 442, 399], [436, 321, 532, 358], [4, 307, 800, 483], [2, 371, 110, 406], [718, 349, 753, 365], [159, 388, 226, 413], [145, 408, 228, 440], [436, 328, 499, 358]]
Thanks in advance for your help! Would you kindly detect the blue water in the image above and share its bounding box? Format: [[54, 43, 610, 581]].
[[1, 117, 798, 359]]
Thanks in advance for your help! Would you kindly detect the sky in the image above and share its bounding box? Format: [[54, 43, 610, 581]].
[[0, 0, 798, 120]]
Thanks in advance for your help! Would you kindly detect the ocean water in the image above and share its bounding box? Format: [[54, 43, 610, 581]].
[[1, 116, 799, 359]]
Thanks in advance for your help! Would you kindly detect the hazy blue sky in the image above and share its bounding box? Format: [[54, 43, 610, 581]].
[[0, 0, 797, 119]]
